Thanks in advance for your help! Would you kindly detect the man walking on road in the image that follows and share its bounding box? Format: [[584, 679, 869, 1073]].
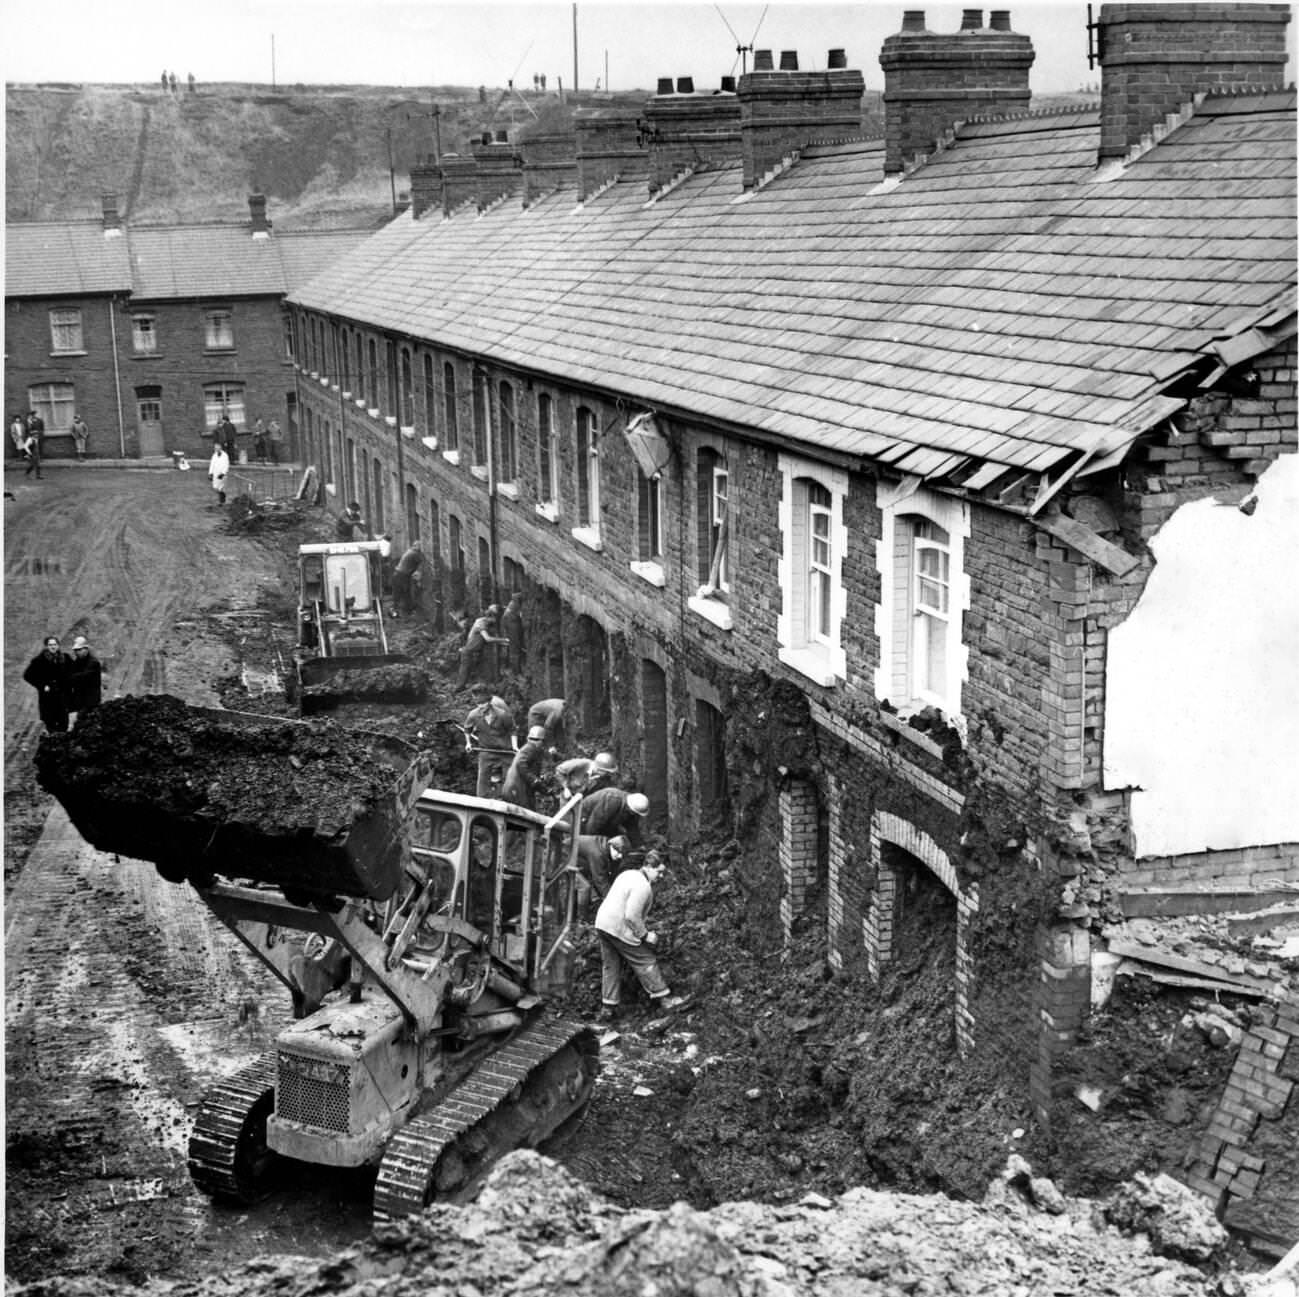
[[208, 443, 229, 504], [594, 851, 684, 1020], [23, 635, 71, 734]]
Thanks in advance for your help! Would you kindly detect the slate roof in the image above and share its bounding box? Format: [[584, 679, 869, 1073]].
[[290, 90, 1297, 483], [5, 222, 370, 303]]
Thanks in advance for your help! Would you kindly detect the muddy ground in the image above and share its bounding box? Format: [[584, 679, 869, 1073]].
[[3, 464, 1288, 1291]]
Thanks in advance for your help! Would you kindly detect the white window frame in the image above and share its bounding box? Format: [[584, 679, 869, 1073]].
[[777, 456, 848, 686], [49, 308, 84, 354], [203, 383, 246, 431], [572, 405, 602, 549], [631, 469, 666, 586], [536, 392, 558, 520], [28, 382, 76, 432], [709, 464, 730, 593], [204, 308, 234, 350], [874, 479, 970, 723], [131, 314, 158, 354]]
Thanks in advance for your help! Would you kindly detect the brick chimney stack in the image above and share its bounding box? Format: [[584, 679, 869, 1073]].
[[879, 9, 1034, 174], [472, 132, 522, 209], [574, 107, 648, 201], [1096, 4, 1291, 160], [518, 130, 578, 205], [738, 51, 865, 189], [101, 193, 123, 237], [642, 76, 742, 193], [440, 154, 478, 215], [248, 193, 272, 238], [409, 158, 443, 219]]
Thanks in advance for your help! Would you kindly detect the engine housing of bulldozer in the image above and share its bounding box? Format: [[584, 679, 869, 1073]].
[[268, 996, 419, 1166]]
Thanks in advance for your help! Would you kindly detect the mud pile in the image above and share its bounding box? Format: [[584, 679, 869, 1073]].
[[300, 662, 430, 707], [16, 1150, 1272, 1297], [35, 694, 424, 900]]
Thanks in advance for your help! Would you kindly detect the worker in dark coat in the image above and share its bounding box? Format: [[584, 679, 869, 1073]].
[[455, 604, 509, 688], [23, 635, 71, 733], [391, 542, 424, 616], [500, 725, 548, 810], [576, 832, 629, 905], [66, 635, 104, 723], [335, 501, 366, 540], [525, 697, 566, 748], [580, 787, 650, 840]]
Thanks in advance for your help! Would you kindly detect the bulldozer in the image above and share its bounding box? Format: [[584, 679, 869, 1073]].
[[34, 697, 598, 1222], [290, 540, 429, 713]]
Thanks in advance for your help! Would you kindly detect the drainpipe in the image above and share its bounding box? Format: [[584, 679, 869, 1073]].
[[394, 380, 406, 544], [480, 367, 500, 612], [108, 297, 126, 457]]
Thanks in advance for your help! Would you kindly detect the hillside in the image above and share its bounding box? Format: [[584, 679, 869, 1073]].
[[4, 81, 642, 229]]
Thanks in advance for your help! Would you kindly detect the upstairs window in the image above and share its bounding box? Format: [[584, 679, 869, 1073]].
[[443, 362, 460, 453], [778, 459, 847, 686], [354, 332, 365, 398], [497, 381, 517, 484], [49, 308, 84, 354], [421, 354, 435, 437], [472, 371, 488, 469], [205, 308, 234, 351], [875, 484, 968, 720], [536, 392, 557, 515], [573, 405, 601, 547], [696, 449, 729, 597], [131, 314, 157, 354], [637, 470, 663, 563], [366, 338, 378, 407]]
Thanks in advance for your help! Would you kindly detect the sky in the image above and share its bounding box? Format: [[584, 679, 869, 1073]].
[[2, 1, 1117, 95]]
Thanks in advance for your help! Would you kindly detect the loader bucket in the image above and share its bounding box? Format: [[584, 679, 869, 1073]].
[[296, 654, 430, 713]]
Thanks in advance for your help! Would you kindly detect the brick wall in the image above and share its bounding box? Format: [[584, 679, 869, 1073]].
[[1097, 4, 1292, 159], [737, 68, 865, 189], [643, 93, 742, 192]]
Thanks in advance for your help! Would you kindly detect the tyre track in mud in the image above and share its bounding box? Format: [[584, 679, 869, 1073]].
[[4, 470, 372, 1284]]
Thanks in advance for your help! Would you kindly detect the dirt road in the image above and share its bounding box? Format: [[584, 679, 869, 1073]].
[[4, 466, 379, 1283]]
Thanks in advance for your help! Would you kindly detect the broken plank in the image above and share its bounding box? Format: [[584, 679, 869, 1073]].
[[1036, 512, 1140, 576], [1109, 940, 1275, 995], [1116, 961, 1271, 999]]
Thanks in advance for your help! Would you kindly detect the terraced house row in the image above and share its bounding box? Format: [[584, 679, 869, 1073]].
[[285, 0, 1297, 1186]]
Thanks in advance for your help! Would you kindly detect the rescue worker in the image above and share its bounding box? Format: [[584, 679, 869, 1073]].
[[554, 751, 618, 798], [525, 696, 566, 748], [391, 541, 424, 616], [594, 850, 684, 1020], [23, 635, 71, 733], [335, 500, 366, 541], [500, 724, 548, 810], [576, 832, 629, 906], [463, 689, 516, 798], [501, 592, 525, 670], [455, 604, 509, 688], [580, 787, 650, 840]]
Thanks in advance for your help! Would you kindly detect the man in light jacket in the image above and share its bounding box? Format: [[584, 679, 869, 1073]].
[[593, 852, 684, 1020]]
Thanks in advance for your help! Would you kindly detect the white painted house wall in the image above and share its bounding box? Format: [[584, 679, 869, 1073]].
[[1104, 454, 1299, 857]]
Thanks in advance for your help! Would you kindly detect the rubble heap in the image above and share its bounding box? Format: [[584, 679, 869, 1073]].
[[35, 694, 423, 900]]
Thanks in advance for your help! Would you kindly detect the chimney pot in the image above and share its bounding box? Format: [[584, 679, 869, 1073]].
[[481, 131, 492, 145], [961, 9, 983, 30], [827, 48, 847, 70], [101, 193, 122, 234], [720, 75, 736, 93], [495, 129, 509, 143], [676, 76, 694, 93], [989, 11, 1011, 31], [657, 77, 674, 94], [901, 11, 926, 33], [779, 50, 799, 71], [753, 49, 774, 71], [248, 192, 271, 236]]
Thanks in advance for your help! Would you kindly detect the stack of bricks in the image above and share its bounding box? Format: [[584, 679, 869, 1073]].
[[737, 66, 866, 190], [1179, 999, 1299, 1214], [574, 108, 648, 202], [642, 89, 741, 194], [471, 136, 522, 210], [1096, 4, 1292, 159], [518, 132, 578, 206], [878, 10, 1035, 175]]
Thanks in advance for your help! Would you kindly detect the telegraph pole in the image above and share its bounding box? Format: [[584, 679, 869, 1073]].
[[572, 3, 579, 94]]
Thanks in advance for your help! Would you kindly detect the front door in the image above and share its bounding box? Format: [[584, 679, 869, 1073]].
[[137, 397, 164, 457]]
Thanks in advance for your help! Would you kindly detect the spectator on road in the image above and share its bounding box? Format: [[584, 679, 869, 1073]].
[[22, 428, 42, 479], [23, 635, 71, 734], [10, 412, 27, 457], [71, 414, 89, 462], [594, 851, 684, 1019], [252, 418, 267, 463], [67, 636, 103, 722], [267, 417, 283, 463], [217, 412, 237, 457], [208, 444, 229, 504]]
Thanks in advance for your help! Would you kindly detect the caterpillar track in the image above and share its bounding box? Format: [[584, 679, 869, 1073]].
[[188, 1051, 279, 1204], [373, 1017, 598, 1222]]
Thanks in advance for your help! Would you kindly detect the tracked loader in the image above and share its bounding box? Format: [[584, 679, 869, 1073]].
[[36, 697, 598, 1221], [291, 540, 429, 713]]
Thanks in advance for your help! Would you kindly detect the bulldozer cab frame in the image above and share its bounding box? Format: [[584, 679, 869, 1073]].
[[297, 540, 389, 656]]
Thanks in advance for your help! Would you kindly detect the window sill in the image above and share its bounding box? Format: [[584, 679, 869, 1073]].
[[369, 409, 382, 421], [778, 644, 839, 687], [470, 464, 489, 482], [319, 375, 331, 387], [355, 397, 367, 409], [50, 349, 87, 358], [400, 425, 415, 440], [631, 560, 666, 588], [535, 501, 559, 523], [342, 390, 352, 400], [497, 481, 520, 500], [687, 594, 733, 631], [204, 346, 236, 356], [442, 449, 461, 466], [330, 382, 341, 393], [421, 436, 438, 452], [325, 482, 337, 497], [878, 709, 947, 760], [309, 371, 319, 380], [131, 351, 163, 359], [571, 525, 603, 553]]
